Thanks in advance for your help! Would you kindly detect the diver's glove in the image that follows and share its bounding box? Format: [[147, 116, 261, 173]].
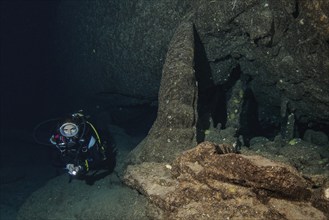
[[66, 164, 82, 176]]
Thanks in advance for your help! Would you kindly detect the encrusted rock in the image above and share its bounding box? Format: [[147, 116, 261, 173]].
[[171, 142, 312, 200], [123, 141, 328, 219], [123, 162, 177, 210]]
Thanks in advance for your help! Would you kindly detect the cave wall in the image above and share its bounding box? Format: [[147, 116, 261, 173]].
[[54, 0, 191, 100], [54, 0, 329, 137]]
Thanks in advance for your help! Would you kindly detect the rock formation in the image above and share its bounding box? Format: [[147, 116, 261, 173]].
[[55, 0, 329, 142], [127, 22, 198, 164], [123, 142, 329, 219]]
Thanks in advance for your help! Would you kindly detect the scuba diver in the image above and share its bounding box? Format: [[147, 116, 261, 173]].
[[49, 110, 114, 178]]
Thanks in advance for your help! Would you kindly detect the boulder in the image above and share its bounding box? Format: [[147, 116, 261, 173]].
[[123, 142, 328, 219], [171, 142, 312, 200]]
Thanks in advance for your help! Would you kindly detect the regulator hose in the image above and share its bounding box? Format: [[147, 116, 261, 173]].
[[32, 118, 60, 146]]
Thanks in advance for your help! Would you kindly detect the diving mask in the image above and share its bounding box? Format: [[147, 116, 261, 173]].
[[59, 122, 79, 137]]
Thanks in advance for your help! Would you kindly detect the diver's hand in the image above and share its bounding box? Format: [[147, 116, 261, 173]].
[[66, 164, 81, 176]]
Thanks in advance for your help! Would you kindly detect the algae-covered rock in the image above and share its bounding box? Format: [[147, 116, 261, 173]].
[[123, 141, 328, 219]]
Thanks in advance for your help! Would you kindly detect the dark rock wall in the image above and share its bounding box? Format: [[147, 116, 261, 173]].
[[54, 0, 329, 138], [188, 0, 329, 136]]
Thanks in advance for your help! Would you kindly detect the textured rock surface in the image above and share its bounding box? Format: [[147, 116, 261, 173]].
[[127, 22, 198, 164], [55, 0, 329, 138], [171, 142, 312, 200], [188, 0, 329, 131], [123, 142, 328, 219]]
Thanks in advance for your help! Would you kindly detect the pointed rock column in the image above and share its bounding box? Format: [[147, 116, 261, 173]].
[[128, 22, 198, 164]]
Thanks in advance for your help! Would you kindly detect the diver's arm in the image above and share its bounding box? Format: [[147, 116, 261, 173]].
[[49, 135, 56, 145]]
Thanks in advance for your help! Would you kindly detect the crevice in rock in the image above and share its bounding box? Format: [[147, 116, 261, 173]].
[[239, 87, 262, 146], [194, 26, 222, 143], [210, 85, 227, 130], [292, 0, 300, 18]]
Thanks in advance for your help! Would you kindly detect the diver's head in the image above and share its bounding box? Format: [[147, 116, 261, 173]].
[[58, 111, 86, 138], [59, 122, 79, 137]]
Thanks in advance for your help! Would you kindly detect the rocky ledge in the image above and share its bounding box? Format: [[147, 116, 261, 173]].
[[123, 141, 329, 220]]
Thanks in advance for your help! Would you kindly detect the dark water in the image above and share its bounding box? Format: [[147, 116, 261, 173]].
[[0, 2, 62, 217], [0, 1, 151, 219]]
